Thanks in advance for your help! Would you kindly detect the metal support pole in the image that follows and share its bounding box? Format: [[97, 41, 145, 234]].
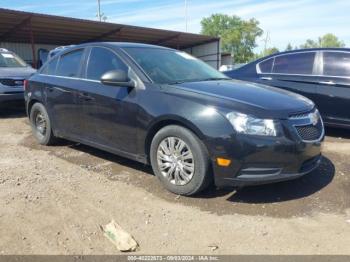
[[217, 40, 220, 70], [185, 0, 188, 32], [29, 18, 36, 68], [97, 0, 102, 21]]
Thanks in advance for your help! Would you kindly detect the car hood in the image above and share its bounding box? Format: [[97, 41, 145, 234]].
[[169, 79, 314, 119], [0, 66, 36, 78]]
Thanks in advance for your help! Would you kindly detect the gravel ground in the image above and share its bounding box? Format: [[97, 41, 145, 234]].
[[0, 105, 350, 255]]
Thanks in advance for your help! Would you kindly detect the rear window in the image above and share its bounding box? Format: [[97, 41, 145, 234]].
[[323, 51, 350, 77], [56, 49, 84, 77], [272, 52, 315, 75], [258, 58, 273, 73]]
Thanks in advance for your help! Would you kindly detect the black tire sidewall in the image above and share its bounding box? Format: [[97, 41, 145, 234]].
[[150, 125, 211, 196], [29, 103, 54, 145]]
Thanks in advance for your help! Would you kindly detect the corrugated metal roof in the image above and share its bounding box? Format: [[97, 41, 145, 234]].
[[0, 8, 219, 49]]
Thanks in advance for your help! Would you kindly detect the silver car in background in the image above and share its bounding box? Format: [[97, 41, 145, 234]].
[[0, 48, 36, 104]]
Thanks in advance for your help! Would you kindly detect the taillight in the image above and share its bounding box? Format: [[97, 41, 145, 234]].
[[23, 79, 29, 90]]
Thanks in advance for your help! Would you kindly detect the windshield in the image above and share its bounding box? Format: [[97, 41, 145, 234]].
[[0, 52, 27, 67], [122, 47, 229, 84]]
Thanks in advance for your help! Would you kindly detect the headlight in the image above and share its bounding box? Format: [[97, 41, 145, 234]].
[[226, 112, 277, 136]]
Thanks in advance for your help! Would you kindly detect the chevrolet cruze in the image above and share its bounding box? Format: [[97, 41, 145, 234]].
[[25, 42, 324, 195]]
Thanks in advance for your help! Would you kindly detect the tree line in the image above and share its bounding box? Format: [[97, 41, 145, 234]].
[[200, 14, 346, 63]]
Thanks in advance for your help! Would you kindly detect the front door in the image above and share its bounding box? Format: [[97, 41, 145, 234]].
[[77, 46, 139, 154]]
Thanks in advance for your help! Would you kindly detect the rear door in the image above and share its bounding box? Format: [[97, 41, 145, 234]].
[[314, 51, 350, 126], [257, 51, 319, 103], [78, 46, 139, 154], [45, 48, 86, 138]]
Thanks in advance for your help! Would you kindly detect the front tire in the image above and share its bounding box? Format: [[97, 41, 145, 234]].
[[150, 125, 212, 196], [29, 102, 56, 145]]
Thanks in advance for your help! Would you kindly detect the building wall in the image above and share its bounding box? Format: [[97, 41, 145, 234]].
[[182, 40, 221, 69], [1, 40, 221, 69], [0, 42, 57, 64], [221, 54, 233, 66]]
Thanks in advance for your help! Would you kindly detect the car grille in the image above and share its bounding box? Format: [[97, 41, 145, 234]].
[[295, 121, 323, 141], [289, 112, 309, 119], [0, 78, 24, 87], [289, 109, 324, 142]]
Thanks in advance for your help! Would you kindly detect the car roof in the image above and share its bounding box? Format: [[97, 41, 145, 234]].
[[102, 42, 171, 49], [60, 42, 172, 54], [256, 47, 350, 62]]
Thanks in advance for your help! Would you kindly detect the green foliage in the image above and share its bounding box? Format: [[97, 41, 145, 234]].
[[201, 13, 263, 63], [285, 43, 293, 51], [300, 33, 345, 48]]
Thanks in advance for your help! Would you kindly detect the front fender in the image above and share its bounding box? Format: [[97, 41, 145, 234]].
[[137, 88, 235, 158]]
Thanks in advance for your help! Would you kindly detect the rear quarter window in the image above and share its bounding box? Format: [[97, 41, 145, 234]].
[[41, 57, 58, 75], [258, 58, 273, 73]]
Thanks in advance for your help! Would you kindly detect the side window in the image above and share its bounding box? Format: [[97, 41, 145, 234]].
[[56, 49, 84, 77], [323, 52, 350, 77], [273, 52, 315, 75], [48, 57, 58, 75], [86, 47, 128, 80], [40, 57, 58, 75], [258, 58, 273, 73], [40, 64, 48, 75]]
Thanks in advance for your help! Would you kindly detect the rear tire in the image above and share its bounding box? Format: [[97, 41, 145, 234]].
[[29, 102, 57, 145], [150, 125, 212, 196]]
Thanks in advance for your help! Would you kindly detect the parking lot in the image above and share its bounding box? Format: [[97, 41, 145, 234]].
[[0, 105, 350, 254]]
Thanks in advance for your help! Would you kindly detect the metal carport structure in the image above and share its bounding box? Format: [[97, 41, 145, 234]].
[[0, 8, 221, 68]]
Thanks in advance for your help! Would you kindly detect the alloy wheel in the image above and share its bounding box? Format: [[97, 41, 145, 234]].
[[35, 111, 47, 136], [156, 137, 195, 186]]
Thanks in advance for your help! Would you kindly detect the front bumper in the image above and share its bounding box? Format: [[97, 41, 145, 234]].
[[0, 92, 24, 103], [215, 154, 322, 187], [207, 118, 324, 187]]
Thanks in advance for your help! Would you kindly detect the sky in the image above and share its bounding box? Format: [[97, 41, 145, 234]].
[[2, 0, 350, 52]]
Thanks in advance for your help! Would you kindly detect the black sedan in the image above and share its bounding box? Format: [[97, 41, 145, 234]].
[[25, 43, 324, 195], [225, 48, 350, 129]]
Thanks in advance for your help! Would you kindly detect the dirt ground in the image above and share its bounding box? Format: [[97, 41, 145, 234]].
[[0, 105, 350, 255]]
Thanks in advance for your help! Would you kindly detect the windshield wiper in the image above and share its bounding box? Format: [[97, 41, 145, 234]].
[[167, 80, 189, 85], [168, 77, 231, 85], [197, 77, 231, 81]]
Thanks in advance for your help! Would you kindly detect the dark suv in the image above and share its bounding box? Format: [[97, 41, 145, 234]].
[[25, 43, 324, 195], [225, 48, 350, 129], [0, 48, 36, 104]]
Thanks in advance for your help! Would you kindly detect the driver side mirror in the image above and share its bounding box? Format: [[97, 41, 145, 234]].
[[100, 69, 135, 88]]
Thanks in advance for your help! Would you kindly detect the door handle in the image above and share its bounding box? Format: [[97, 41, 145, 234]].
[[260, 76, 272, 81], [319, 81, 335, 85], [78, 92, 95, 101], [47, 86, 71, 93]]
